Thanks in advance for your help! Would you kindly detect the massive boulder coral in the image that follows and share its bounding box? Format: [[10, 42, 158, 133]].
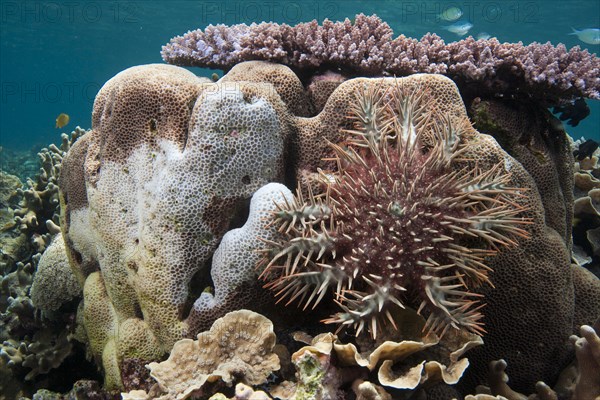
[[59, 64, 293, 389], [464, 99, 600, 392], [260, 78, 532, 339], [30, 234, 81, 313], [253, 71, 592, 393], [59, 60, 599, 394], [469, 98, 574, 247], [189, 182, 294, 330]]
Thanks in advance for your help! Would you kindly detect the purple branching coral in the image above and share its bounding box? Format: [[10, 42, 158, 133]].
[[258, 82, 532, 339], [162, 14, 600, 104]]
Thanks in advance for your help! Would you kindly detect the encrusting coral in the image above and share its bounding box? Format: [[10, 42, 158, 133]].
[[259, 78, 532, 339], [261, 308, 481, 399], [333, 309, 483, 394], [288, 333, 344, 399], [161, 14, 600, 105]]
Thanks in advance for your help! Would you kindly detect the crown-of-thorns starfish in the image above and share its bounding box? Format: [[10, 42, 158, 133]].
[[259, 80, 531, 339]]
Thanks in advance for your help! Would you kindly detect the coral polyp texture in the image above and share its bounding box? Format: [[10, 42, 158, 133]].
[[59, 64, 293, 389], [56, 60, 600, 395], [259, 81, 531, 339], [161, 14, 600, 104]]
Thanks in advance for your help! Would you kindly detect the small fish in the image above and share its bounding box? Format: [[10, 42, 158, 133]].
[[573, 139, 599, 161], [444, 21, 473, 36], [476, 32, 491, 40], [553, 98, 590, 127], [569, 28, 600, 45], [439, 6, 463, 22], [55, 113, 70, 129]]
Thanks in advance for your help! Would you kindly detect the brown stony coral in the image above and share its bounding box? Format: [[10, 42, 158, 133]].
[[468, 98, 574, 248], [478, 321, 600, 400], [260, 79, 531, 339], [463, 98, 600, 393]]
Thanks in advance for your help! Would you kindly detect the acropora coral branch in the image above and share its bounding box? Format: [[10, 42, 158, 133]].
[[161, 14, 600, 104]]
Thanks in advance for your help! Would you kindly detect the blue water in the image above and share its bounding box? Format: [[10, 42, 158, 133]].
[[1, 0, 599, 151]]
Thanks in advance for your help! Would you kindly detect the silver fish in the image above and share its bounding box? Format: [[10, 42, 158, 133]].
[[444, 21, 473, 36], [439, 6, 463, 22], [569, 28, 600, 45]]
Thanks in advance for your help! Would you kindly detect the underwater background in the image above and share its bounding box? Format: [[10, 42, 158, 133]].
[[0, 0, 599, 155], [1, 2, 600, 399]]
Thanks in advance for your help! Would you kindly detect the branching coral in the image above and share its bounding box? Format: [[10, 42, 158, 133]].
[[1, 259, 36, 336], [1, 328, 73, 381], [259, 80, 531, 339], [0, 129, 85, 396], [161, 14, 600, 104], [13, 128, 85, 252]]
